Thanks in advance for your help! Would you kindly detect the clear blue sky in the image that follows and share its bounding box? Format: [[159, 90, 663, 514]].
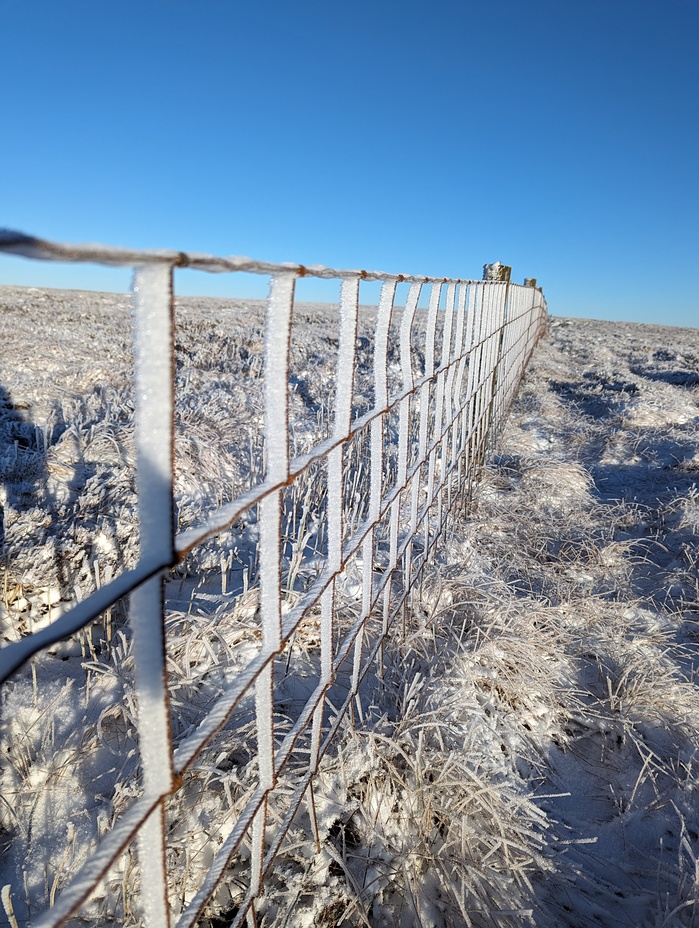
[[1, 0, 697, 326]]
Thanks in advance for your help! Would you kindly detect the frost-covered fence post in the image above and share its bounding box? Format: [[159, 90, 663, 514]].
[[483, 261, 512, 282]]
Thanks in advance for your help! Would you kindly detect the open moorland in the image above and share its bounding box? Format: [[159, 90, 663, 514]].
[[1, 285, 698, 927]]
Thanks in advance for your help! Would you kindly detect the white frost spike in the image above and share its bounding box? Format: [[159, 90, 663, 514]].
[[259, 273, 294, 653], [255, 273, 294, 827], [131, 262, 176, 928], [370, 279, 395, 521], [264, 273, 294, 484], [334, 277, 359, 441], [132, 263, 175, 573]]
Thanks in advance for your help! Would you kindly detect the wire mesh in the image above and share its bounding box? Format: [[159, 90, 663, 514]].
[[0, 231, 547, 927]]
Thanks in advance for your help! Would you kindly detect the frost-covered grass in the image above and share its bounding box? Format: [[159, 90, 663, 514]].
[[1, 287, 698, 927]]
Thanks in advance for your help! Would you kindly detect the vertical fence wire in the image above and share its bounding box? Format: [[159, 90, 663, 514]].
[[130, 263, 176, 928], [0, 234, 547, 928]]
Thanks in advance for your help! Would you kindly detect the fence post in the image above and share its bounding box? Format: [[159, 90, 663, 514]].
[[483, 261, 511, 282]]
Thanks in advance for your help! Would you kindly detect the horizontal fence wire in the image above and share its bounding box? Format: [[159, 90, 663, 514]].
[[0, 230, 547, 928]]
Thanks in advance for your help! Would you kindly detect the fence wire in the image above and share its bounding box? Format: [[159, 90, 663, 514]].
[[0, 230, 547, 928]]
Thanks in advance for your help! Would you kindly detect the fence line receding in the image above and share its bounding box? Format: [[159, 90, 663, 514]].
[[0, 230, 547, 928]]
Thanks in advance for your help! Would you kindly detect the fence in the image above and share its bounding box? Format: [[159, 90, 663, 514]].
[[0, 230, 547, 928]]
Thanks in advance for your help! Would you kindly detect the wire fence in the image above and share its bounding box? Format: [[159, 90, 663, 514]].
[[0, 231, 547, 928]]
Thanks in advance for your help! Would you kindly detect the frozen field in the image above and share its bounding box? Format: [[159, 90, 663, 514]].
[[1, 285, 698, 927]]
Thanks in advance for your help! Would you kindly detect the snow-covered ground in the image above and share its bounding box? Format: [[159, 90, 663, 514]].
[[0, 285, 698, 927]]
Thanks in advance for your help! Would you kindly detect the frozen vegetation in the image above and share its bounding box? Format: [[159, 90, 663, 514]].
[[0, 284, 698, 927]]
